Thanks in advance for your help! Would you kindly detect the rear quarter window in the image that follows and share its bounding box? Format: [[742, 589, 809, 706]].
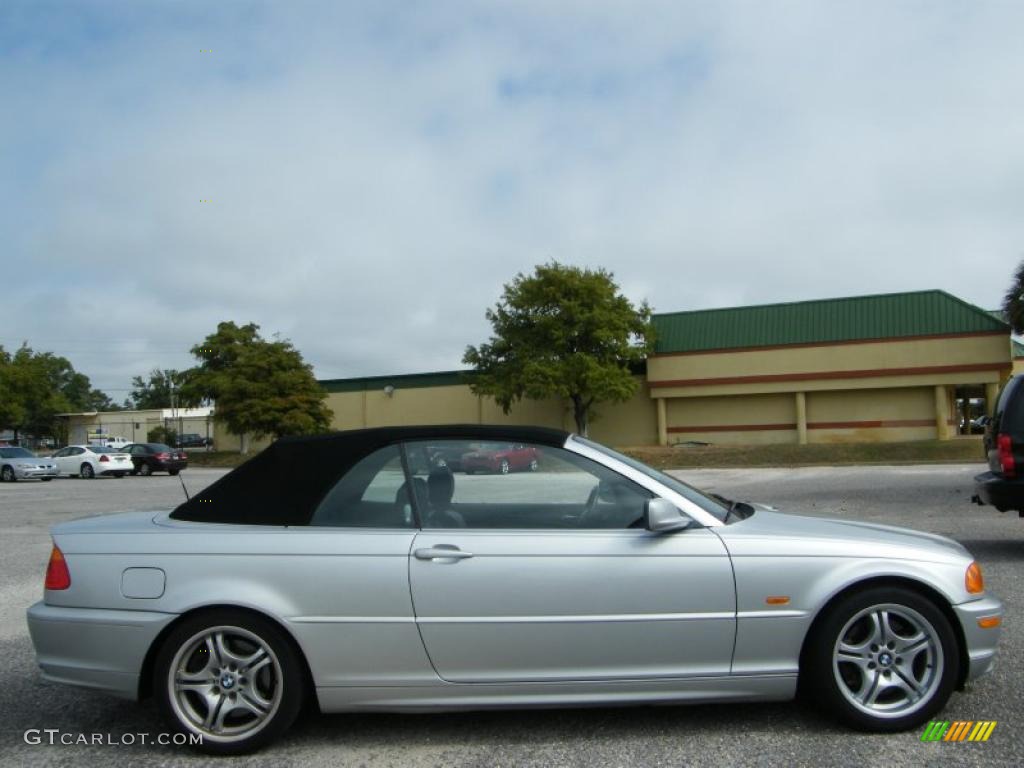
[[994, 377, 1023, 434]]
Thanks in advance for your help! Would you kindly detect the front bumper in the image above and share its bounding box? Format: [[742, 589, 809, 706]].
[[14, 466, 58, 479], [953, 594, 1004, 684], [26, 602, 177, 700], [973, 471, 1024, 513]]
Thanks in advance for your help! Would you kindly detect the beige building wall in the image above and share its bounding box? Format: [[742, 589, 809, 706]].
[[64, 410, 214, 446], [648, 332, 1011, 445], [318, 378, 657, 447]]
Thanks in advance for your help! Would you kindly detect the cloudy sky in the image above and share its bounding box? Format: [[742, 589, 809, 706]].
[[2, 1, 1023, 399]]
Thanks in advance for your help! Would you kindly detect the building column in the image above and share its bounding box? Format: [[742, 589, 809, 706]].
[[656, 397, 668, 446], [986, 382, 1000, 415], [361, 390, 368, 428], [795, 391, 807, 445], [934, 385, 949, 440]]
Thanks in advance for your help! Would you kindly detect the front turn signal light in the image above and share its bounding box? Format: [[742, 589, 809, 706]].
[[44, 544, 71, 591], [966, 561, 984, 594], [978, 616, 1002, 629]]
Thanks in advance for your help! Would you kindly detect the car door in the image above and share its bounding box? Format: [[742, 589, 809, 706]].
[[405, 439, 736, 684], [55, 447, 81, 475]]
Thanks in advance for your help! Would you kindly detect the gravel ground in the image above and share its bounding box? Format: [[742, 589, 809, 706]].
[[0, 464, 1021, 767]]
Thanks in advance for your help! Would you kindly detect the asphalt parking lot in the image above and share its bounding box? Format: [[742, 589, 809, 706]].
[[0, 464, 1021, 767]]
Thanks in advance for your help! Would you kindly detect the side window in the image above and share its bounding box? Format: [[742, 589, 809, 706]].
[[309, 444, 414, 528], [404, 440, 653, 530], [71, 447, 85, 456]]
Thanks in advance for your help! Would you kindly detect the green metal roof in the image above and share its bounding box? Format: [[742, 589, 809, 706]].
[[652, 290, 1008, 355], [1013, 340, 1024, 359], [320, 370, 470, 393]]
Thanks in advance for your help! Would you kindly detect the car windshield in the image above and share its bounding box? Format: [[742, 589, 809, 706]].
[[571, 436, 731, 522], [0, 447, 35, 459]]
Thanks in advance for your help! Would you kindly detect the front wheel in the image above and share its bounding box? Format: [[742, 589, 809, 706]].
[[802, 586, 959, 731], [169, 469, 180, 476], [154, 610, 305, 755], [1, 465, 15, 482], [499, 459, 510, 475]]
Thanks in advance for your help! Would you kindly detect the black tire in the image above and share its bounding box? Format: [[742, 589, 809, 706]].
[[80, 463, 95, 479], [529, 459, 539, 472], [153, 609, 305, 755], [802, 586, 959, 732], [41, 478, 52, 482], [499, 459, 510, 475], [114, 472, 125, 478], [139, 463, 153, 477], [169, 469, 180, 476], [1, 465, 15, 482]]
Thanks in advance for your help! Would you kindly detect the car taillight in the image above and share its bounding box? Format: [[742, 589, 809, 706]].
[[44, 544, 71, 590], [155, 452, 170, 460], [99, 454, 110, 462], [997, 434, 1016, 478], [180, 452, 188, 460]]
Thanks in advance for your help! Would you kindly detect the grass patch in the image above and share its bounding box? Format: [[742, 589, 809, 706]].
[[621, 438, 986, 470], [184, 451, 251, 469]]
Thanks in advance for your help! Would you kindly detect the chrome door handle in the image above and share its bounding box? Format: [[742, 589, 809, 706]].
[[414, 547, 474, 561]]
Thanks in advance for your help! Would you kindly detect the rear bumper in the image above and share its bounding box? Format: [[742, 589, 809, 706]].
[[973, 471, 1024, 512], [154, 460, 188, 471], [953, 594, 1004, 684], [26, 602, 177, 700]]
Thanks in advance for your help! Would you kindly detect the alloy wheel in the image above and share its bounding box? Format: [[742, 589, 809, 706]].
[[167, 626, 284, 744], [832, 603, 943, 719]]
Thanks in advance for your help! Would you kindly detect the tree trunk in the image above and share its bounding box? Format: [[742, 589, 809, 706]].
[[240, 432, 249, 455], [571, 396, 589, 436]]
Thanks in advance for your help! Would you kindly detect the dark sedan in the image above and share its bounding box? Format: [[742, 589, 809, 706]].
[[122, 443, 188, 476]]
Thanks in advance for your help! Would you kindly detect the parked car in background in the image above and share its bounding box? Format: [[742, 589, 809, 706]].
[[51, 445, 133, 479], [973, 376, 1024, 516], [26, 425, 1003, 754], [89, 436, 131, 450], [0, 446, 58, 482], [462, 442, 540, 474], [121, 443, 188, 476], [174, 433, 213, 449]]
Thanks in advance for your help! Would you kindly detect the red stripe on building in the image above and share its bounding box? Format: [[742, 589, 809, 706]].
[[649, 362, 1007, 389]]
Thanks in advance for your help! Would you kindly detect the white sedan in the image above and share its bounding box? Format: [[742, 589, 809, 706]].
[[51, 445, 133, 479]]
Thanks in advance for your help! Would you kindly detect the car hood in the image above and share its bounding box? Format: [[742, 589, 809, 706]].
[[716, 507, 971, 564]]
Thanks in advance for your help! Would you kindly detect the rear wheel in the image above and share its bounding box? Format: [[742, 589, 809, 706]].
[[154, 610, 305, 755], [169, 469, 180, 476], [1, 465, 15, 482], [803, 586, 958, 731], [499, 459, 510, 475], [80, 463, 95, 479], [529, 459, 539, 472], [139, 463, 153, 477]]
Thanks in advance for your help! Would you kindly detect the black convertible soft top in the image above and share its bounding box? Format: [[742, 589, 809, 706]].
[[170, 424, 570, 526]]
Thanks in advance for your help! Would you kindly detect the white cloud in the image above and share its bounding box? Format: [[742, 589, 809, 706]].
[[2, 1, 1023, 394]]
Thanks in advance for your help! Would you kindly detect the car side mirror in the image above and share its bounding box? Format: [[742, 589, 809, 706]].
[[646, 498, 691, 533]]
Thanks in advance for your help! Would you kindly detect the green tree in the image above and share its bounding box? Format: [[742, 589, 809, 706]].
[[129, 368, 184, 410], [0, 347, 27, 432], [464, 261, 655, 436], [0, 345, 117, 439], [179, 322, 333, 453], [1003, 259, 1024, 334]]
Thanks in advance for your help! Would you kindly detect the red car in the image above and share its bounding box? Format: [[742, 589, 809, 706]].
[[461, 442, 540, 474]]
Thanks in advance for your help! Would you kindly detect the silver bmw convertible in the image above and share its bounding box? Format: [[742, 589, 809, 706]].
[[27, 425, 1004, 754]]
